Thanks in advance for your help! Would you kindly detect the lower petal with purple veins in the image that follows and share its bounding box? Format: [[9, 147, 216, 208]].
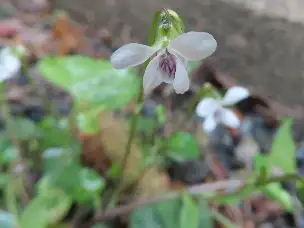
[[158, 49, 177, 82]]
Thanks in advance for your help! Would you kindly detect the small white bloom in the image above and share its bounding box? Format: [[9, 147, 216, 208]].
[[110, 32, 217, 94], [196, 86, 249, 133], [0, 46, 23, 82]]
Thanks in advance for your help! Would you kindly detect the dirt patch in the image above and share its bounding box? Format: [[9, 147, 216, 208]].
[[53, 0, 304, 112]]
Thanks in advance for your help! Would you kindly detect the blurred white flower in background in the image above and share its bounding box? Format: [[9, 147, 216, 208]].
[[110, 32, 217, 94], [196, 86, 249, 133], [0, 45, 27, 82]]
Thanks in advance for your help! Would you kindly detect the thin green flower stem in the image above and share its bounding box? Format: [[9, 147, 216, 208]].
[[120, 76, 144, 179], [105, 64, 147, 210]]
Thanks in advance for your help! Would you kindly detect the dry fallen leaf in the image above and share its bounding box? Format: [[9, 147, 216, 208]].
[[52, 14, 84, 55]]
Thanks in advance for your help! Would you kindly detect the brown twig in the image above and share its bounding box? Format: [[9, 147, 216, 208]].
[[94, 179, 243, 221], [93, 174, 302, 222]]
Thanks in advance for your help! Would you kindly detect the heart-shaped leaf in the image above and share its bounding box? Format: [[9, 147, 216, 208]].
[[39, 56, 138, 110]]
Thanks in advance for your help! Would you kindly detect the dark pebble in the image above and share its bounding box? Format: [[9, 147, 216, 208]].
[[208, 125, 240, 171], [15, 73, 30, 86], [296, 147, 304, 176], [240, 116, 275, 153], [293, 118, 304, 143], [167, 159, 210, 185], [52, 100, 72, 116], [141, 100, 158, 119], [10, 103, 26, 116], [23, 105, 45, 122]]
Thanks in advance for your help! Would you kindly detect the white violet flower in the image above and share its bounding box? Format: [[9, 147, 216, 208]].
[[196, 86, 249, 133], [0, 45, 25, 82], [110, 32, 217, 94]]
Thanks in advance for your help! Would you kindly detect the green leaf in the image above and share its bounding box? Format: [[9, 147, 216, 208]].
[[106, 162, 121, 180], [254, 155, 270, 184], [0, 136, 18, 165], [20, 197, 49, 228], [74, 168, 105, 209], [130, 205, 162, 228], [197, 199, 213, 228], [262, 183, 294, 212], [156, 199, 181, 228], [130, 198, 212, 228], [212, 210, 236, 228], [76, 106, 104, 134], [50, 162, 81, 197], [79, 167, 105, 194], [167, 132, 200, 161], [42, 147, 71, 173], [43, 149, 105, 206], [180, 194, 199, 228], [39, 56, 138, 110], [0, 211, 17, 228], [9, 118, 40, 141], [42, 148, 83, 200], [254, 155, 294, 212], [44, 189, 72, 224], [214, 183, 259, 205], [38, 117, 70, 149], [156, 105, 166, 125], [268, 118, 296, 174], [130, 199, 181, 228], [20, 189, 72, 227], [137, 117, 155, 136], [0, 174, 9, 189]]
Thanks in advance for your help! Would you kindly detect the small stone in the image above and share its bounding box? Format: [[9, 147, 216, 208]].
[[296, 147, 304, 176], [209, 124, 235, 148], [292, 118, 304, 143], [208, 125, 239, 171], [240, 116, 275, 153], [52, 99, 72, 116], [23, 105, 45, 122], [235, 136, 259, 166], [16, 73, 30, 86], [141, 100, 158, 119], [167, 159, 210, 185]]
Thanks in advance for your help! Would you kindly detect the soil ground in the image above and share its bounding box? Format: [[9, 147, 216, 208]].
[[53, 0, 304, 111]]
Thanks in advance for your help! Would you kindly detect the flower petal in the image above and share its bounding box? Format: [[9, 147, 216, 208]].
[[0, 47, 21, 81], [169, 32, 217, 61], [172, 57, 189, 94], [3, 55, 20, 76], [203, 116, 217, 133], [219, 108, 240, 128], [222, 86, 249, 106], [110, 43, 158, 69], [143, 56, 163, 94], [0, 65, 11, 82], [195, 98, 218, 118]]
